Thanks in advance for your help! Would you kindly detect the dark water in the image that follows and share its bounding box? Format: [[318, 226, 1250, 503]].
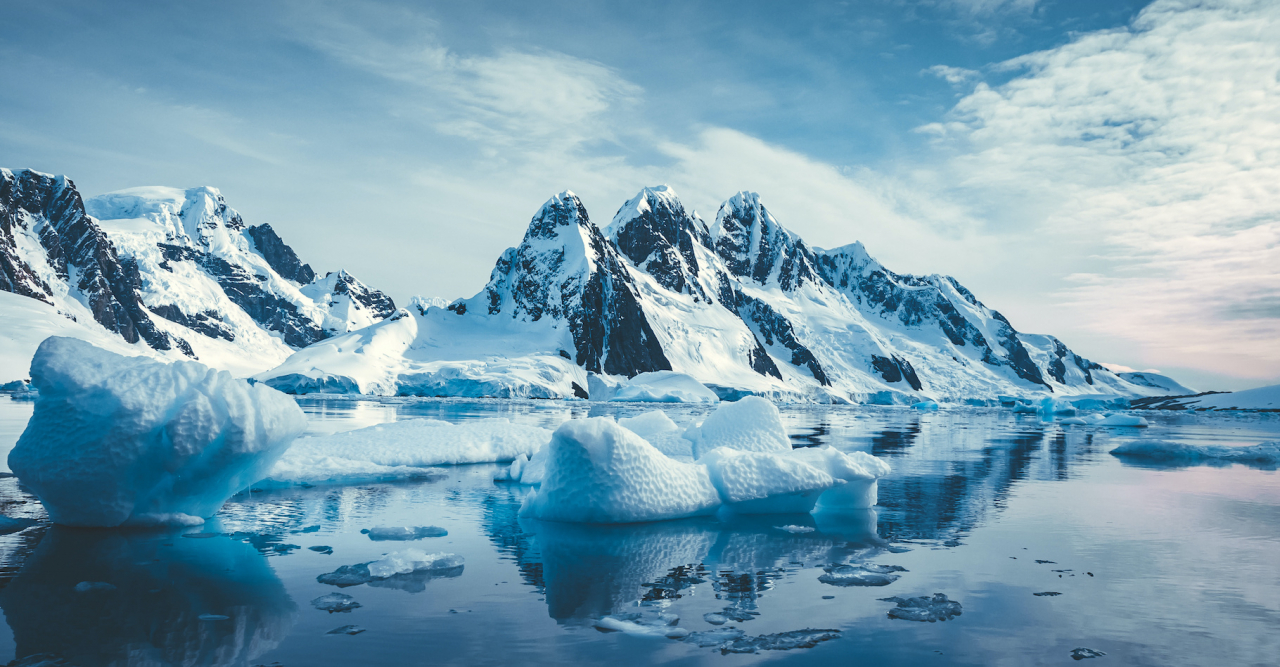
[[0, 395, 1277, 666]]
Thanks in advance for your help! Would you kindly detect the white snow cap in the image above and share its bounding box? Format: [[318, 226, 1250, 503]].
[[8, 337, 306, 527]]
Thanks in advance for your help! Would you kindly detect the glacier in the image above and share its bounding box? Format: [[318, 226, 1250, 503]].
[[8, 337, 306, 527]]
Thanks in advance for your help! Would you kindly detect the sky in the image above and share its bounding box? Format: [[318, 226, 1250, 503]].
[[1, 0, 1276, 391]]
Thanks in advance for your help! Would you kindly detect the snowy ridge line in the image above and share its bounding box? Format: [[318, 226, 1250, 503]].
[[257, 185, 1194, 403], [1, 167, 396, 380]]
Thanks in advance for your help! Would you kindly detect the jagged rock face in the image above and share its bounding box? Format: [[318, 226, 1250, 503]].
[[713, 192, 822, 291], [607, 186, 714, 300], [734, 292, 825, 385], [0, 169, 190, 355], [321, 270, 396, 320], [246, 224, 315, 284], [482, 191, 670, 376]]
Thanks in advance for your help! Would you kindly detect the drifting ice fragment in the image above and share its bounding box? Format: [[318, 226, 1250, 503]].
[[311, 593, 361, 613], [775, 525, 815, 534], [1097, 414, 1148, 427], [1110, 440, 1279, 466], [520, 418, 722, 523], [608, 371, 720, 404], [880, 593, 962, 622], [911, 401, 939, 411], [690, 396, 792, 458], [718, 628, 841, 653], [8, 337, 305, 527], [819, 563, 906, 587], [364, 526, 449, 541], [327, 625, 366, 635], [684, 627, 747, 648]]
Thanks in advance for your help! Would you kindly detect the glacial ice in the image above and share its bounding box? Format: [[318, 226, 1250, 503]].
[[264, 418, 550, 487], [690, 396, 792, 459], [521, 418, 722, 523], [911, 400, 939, 411], [364, 526, 449, 541], [609, 371, 720, 404], [818, 563, 906, 587], [1109, 440, 1280, 466], [791, 446, 891, 510], [618, 410, 694, 459], [1097, 414, 1149, 427], [8, 337, 306, 527], [700, 447, 838, 514], [317, 551, 465, 588], [311, 593, 361, 613], [880, 593, 963, 622]]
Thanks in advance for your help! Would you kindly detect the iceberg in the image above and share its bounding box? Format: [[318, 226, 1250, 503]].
[[618, 410, 694, 459], [1109, 440, 1279, 466], [690, 396, 792, 459], [1096, 414, 1148, 427], [791, 447, 891, 510], [700, 447, 838, 514], [520, 418, 722, 523], [264, 418, 551, 487], [8, 337, 305, 527], [609, 371, 720, 404]]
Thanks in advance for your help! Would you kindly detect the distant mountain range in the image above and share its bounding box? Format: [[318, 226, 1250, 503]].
[[2, 168, 1193, 402]]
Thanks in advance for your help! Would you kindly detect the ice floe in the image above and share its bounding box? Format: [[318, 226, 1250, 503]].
[[264, 418, 550, 487], [818, 563, 906, 587], [1110, 440, 1279, 466], [317, 551, 465, 590], [608, 371, 719, 403], [311, 593, 361, 613], [880, 593, 963, 622], [1096, 414, 1148, 427], [363, 526, 449, 541], [8, 337, 306, 527]]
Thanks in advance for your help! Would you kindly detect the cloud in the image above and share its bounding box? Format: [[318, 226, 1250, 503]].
[[920, 0, 1280, 379], [924, 64, 981, 85]]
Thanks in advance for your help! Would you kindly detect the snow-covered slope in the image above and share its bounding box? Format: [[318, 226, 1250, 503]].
[[260, 185, 1191, 402], [1132, 384, 1280, 411], [0, 168, 395, 380]]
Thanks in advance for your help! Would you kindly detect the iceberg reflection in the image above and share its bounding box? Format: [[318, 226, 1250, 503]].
[[0, 528, 296, 666]]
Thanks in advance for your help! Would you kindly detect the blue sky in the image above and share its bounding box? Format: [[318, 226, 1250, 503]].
[[2, 0, 1276, 390]]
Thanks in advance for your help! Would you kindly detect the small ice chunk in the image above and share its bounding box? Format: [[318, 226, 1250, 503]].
[[311, 592, 361, 613], [690, 396, 791, 459], [327, 625, 366, 635], [608, 371, 720, 404], [719, 628, 841, 653], [73, 581, 116, 593], [911, 401, 939, 411], [1097, 414, 1148, 427], [1110, 440, 1279, 465], [701, 447, 837, 514], [8, 337, 306, 527], [703, 613, 727, 625], [520, 418, 721, 523], [1059, 417, 1088, 425], [366, 550, 464, 579], [1071, 648, 1107, 660], [1012, 402, 1038, 414], [364, 526, 448, 541], [593, 616, 673, 636], [775, 525, 815, 534], [819, 563, 906, 587], [879, 593, 962, 622]]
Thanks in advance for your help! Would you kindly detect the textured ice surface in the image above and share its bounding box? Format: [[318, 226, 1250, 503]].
[[1097, 414, 1148, 427], [8, 337, 305, 527], [521, 418, 722, 523], [701, 447, 837, 514], [317, 551, 464, 588], [791, 446, 891, 510], [364, 526, 449, 541], [690, 397, 792, 459], [311, 593, 361, 613], [880, 593, 963, 622], [1110, 440, 1279, 466], [818, 563, 906, 587], [608, 371, 720, 403], [718, 628, 841, 653], [265, 418, 549, 487], [618, 410, 694, 459]]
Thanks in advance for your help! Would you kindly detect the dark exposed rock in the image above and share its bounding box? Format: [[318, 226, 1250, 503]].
[[149, 304, 235, 342], [321, 270, 397, 321], [714, 192, 821, 291], [735, 292, 829, 385], [245, 223, 315, 284]]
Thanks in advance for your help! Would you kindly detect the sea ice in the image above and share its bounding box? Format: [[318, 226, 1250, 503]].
[[790, 446, 891, 510], [520, 418, 722, 523], [1097, 414, 1149, 427], [880, 593, 963, 622], [775, 525, 815, 534], [818, 563, 906, 587], [311, 593, 361, 613], [326, 625, 366, 635], [1071, 648, 1108, 660], [683, 627, 747, 648], [911, 401, 939, 411], [317, 551, 464, 588], [593, 614, 683, 637], [689, 396, 792, 459], [608, 371, 720, 404], [701, 447, 838, 514], [1059, 417, 1088, 425], [718, 628, 842, 653], [264, 418, 550, 487], [8, 337, 306, 527], [1109, 440, 1279, 466], [364, 526, 449, 541]]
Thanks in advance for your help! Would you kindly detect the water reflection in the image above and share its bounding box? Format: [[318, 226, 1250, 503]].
[[0, 528, 296, 666]]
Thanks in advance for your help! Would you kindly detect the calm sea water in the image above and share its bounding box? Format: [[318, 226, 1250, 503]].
[[0, 395, 1277, 666]]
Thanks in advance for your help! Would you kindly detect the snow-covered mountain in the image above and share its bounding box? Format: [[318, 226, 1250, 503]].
[[1, 168, 395, 379], [260, 185, 1186, 403]]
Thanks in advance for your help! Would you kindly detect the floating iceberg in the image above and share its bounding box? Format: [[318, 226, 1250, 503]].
[[1096, 414, 1148, 427], [690, 396, 792, 459], [818, 563, 906, 587], [618, 410, 693, 459], [608, 371, 720, 404], [264, 418, 550, 487], [8, 337, 306, 527], [520, 418, 722, 523], [317, 551, 465, 588], [1109, 440, 1279, 466], [701, 447, 837, 514], [792, 446, 891, 510]]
